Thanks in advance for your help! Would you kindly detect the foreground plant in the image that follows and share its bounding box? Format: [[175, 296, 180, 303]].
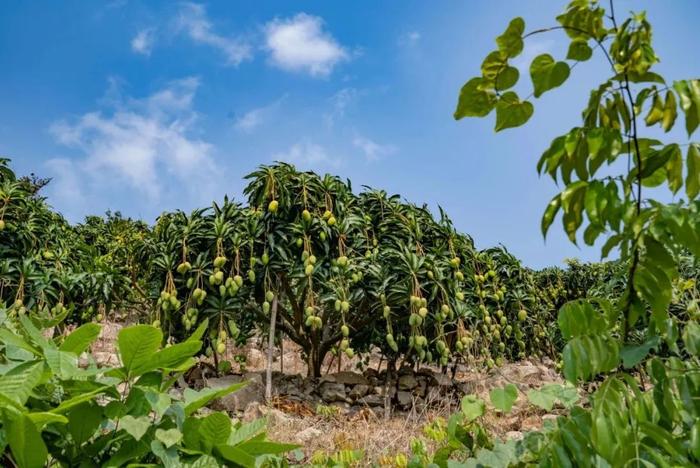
[[0, 309, 295, 467], [453, 0, 700, 465]]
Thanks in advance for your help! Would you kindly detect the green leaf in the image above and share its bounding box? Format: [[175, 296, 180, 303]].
[[44, 348, 79, 379], [495, 92, 533, 131], [496, 17, 525, 58], [7, 414, 48, 468], [216, 445, 257, 468], [683, 321, 700, 356], [186, 318, 209, 343], [673, 79, 700, 136], [155, 428, 183, 448], [199, 412, 232, 446], [620, 336, 660, 368], [50, 385, 113, 414], [234, 440, 299, 456], [665, 143, 683, 194], [460, 395, 485, 421], [558, 300, 608, 339], [120, 415, 151, 441], [59, 323, 101, 355], [227, 417, 267, 446], [529, 54, 570, 98], [0, 361, 44, 405], [67, 403, 103, 446], [26, 412, 68, 430], [481, 51, 507, 83], [151, 440, 181, 468], [541, 194, 561, 239], [454, 77, 497, 119], [183, 382, 247, 416], [496, 66, 519, 90], [662, 90, 678, 132], [0, 329, 41, 355], [489, 384, 517, 412], [117, 325, 162, 378], [645, 93, 664, 126], [687, 144, 700, 200], [526, 384, 579, 411], [18, 315, 54, 351], [144, 388, 171, 418], [133, 340, 201, 376], [566, 39, 592, 61]]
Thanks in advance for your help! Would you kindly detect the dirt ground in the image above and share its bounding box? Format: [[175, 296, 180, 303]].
[[90, 320, 567, 465]]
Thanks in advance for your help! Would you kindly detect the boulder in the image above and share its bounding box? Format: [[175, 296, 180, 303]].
[[348, 384, 371, 399], [413, 378, 428, 397], [358, 394, 384, 407], [319, 381, 347, 402], [246, 348, 266, 369], [321, 371, 369, 386], [207, 374, 264, 412], [397, 374, 418, 391], [396, 391, 413, 409], [427, 371, 453, 388], [455, 380, 478, 395]]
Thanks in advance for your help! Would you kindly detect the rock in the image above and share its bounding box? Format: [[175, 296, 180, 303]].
[[520, 415, 541, 431], [296, 427, 322, 444], [429, 371, 453, 388], [396, 391, 413, 409], [398, 374, 418, 391], [321, 371, 369, 386], [414, 378, 427, 398], [246, 348, 267, 369], [363, 368, 378, 381], [262, 407, 293, 426], [348, 384, 371, 399], [243, 371, 264, 386], [374, 386, 396, 399], [425, 386, 442, 403], [319, 381, 346, 402], [273, 373, 304, 397], [242, 401, 264, 422], [455, 380, 478, 395], [542, 414, 558, 423], [505, 431, 524, 440], [207, 375, 264, 412], [358, 394, 384, 407]]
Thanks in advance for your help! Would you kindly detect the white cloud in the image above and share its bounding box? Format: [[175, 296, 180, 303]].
[[353, 136, 397, 162], [49, 77, 218, 203], [44, 158, 87, 218], [272, 140, 340, 169], [235, 108, 264, 133], [264, 13, 348, 77], [175, 3, 252, 66], [234, 95, 286, 133], [323, 87, 358, 128], [131, 28, 155, 56], [398, 31, 421, 47]]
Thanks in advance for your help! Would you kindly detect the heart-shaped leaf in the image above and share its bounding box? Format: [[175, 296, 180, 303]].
[[530, 54, 570, 97], [495, 92, 534, 131]]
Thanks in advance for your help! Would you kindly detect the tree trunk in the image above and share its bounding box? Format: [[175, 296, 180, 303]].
[[383, 358, 396, 420], [279, 333, 284, 373], [265, 294, 279, 402], [307, 347, 324, 378]]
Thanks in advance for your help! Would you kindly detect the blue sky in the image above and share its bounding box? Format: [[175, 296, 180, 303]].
[[1, 1, 698, 268]]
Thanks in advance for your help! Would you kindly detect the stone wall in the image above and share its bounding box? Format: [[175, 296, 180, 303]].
[[205, 366, 475, 413]]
